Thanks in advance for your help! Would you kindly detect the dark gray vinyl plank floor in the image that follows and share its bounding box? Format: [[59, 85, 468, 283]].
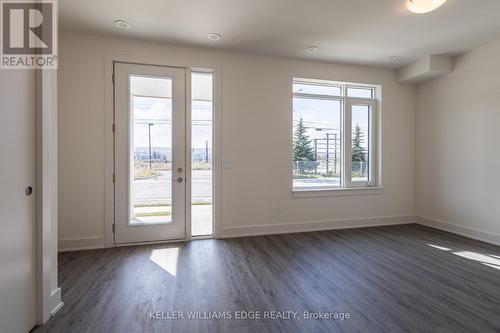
[[33, 224, 500, 333]]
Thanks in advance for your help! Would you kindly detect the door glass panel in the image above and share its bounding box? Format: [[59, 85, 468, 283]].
[[351, 105, 370, 182], [191, 73, 213, 236], [130, 76, 172, 225]]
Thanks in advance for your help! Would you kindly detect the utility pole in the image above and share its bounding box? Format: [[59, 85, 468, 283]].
[[314, 139, 318, 174], [326, 133, 330, 174], [148, 123, 154, 170], [334, 133, 338, 175]]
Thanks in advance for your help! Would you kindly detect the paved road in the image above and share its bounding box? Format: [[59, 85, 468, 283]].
[[134, 170, 212, 203], [135, 171, 367, 202]]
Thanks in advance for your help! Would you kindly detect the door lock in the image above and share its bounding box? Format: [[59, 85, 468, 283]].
[[177, 177, 183, 183]]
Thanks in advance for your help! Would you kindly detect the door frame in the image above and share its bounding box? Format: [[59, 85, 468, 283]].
[[104, 54, 221, 246], [35, 69, 63, 324]]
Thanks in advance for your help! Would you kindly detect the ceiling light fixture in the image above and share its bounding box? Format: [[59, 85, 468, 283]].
[[114, 19, 130, 30], [208, 33, 222, 41], [306, 46, 318, 53], [389, 56, 399, 62], [407, 0, 448, 14]]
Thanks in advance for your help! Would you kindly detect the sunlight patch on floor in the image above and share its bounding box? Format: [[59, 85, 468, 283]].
[[427, 243, 500, 271], [427, 244, 451, 251], [150, 247, 179, 276], [453, 251, 500, 270]]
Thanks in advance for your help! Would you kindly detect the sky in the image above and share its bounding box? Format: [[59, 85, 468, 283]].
[[133, 96, 370, 151], [293, 98, 369, 151], [131, 71, 213, 150], [132, 97, 212, 150], [130, 78, 369, 152]]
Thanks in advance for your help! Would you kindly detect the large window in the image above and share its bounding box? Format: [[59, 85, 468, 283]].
[[292, 79, 379, 191]]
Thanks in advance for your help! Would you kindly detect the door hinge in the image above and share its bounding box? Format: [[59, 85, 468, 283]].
[[113, 173, 115, 183], [112, 124, 115, 133], [112, 74, 115, 85], [112, 224, 115, 232]]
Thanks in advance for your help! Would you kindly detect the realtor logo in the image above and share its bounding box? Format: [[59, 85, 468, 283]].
[[1, 0, 57, 68]]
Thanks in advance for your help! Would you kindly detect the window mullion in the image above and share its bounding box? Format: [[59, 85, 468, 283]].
[[368, 102, 377, 186], [343, 100, 352, 188]]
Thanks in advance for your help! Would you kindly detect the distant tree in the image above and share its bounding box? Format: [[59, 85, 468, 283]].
[[352, 123, 366, 162], [293, 118, 316, 173]]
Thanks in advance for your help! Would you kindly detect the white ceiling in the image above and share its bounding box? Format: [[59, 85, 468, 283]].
[[59, 0, 500, 68]]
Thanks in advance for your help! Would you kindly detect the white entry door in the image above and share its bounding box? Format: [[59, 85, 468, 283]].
[[114, 63, 187, 244], [0, 71, 36, 332]]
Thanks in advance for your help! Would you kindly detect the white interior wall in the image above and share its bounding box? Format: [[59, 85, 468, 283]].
[[416, 38, 500, 245], [57, 31, 416, 250]]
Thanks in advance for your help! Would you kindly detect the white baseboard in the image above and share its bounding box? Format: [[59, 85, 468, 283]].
[[39, 287, 63, 324], [51, 301, 64, 317], [58, 236, 105, 252], [59, 216, 499, 250], [50, 287, 64, 317], [220, 215, 416, 238], [417, 216, 500, 247]]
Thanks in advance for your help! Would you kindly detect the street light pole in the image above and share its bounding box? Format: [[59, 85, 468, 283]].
[[148, 123, 154, 171]]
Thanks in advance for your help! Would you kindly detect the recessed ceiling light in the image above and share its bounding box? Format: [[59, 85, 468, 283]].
[[407, 0, 448, 14], [389, 56, 399, 62], [306, 46, 318, 53], [114, 19, 130, 30], [208, 33, 222, 41]]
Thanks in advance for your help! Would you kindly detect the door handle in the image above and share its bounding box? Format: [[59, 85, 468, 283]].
[[175, 177, 183, 183]]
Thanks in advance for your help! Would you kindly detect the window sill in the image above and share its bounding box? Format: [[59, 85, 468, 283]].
[[292, 186, 383, 198]]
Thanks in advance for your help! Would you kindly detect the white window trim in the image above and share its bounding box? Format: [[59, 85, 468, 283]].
[[292, 186, 384, 198], [292, 79, 381, 195]]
